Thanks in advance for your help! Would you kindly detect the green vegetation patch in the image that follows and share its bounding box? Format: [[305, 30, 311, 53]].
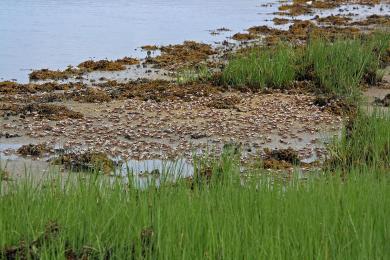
[[222, 32, 390, 99], [0, 168, 389, 259], [222, 44, 297, 89], [302, 37, 379, 99], [326, 111, 390, 172]]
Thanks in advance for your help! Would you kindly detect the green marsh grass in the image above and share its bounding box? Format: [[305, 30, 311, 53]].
[[223, 32, 390, 98], [222, 44, 296, 89], [326, 110, 390, 171], [1, 156, 390, 259], [304, 38, 378, 99], [364, 31, 390, 84]]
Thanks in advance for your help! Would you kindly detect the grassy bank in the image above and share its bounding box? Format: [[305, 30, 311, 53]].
[[222, 32, 390, 99], [1, 167, 389, 259]]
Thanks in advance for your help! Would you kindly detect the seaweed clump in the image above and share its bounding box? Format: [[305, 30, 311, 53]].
[[29, 67, 82, 81], [277, 0, 379, 17], [78, 57, 139, 71], [245, 20, 361, 46], [17, 143, 51, 157], [0, 81, 82, 94], [141, 45, 159, 51], [313, 96, 357, 116], [52, 151, 114, 174], [273, 17, 290, 25], [262, 148, 300, 169], [350, 14, 390, 27], [315, 15, 352, 26], [29, 57, 139, 80], [232, 33, 258, 41], [148, 41, 216, 69], [0, 81, 18, 93], [207, 95, 241, 109], [21, 104, 83, 120], [67, 88, 112, 103]]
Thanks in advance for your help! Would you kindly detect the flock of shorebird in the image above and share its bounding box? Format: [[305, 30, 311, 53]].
[[1, 90, 343, 163]]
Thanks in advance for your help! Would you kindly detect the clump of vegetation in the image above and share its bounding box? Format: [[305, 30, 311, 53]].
[[29, 66, 82, 81], [277, 0, 379, 17], [264, 147, 300, 164], [29, 57, 139, 80], [313, 95, 357, 116], [149, 41, 216, 69], [176, 65, 212, 84], [302, 37, 378, 99], [141, 45, 159, 51], [78, 57, 139, 71], [0, 81, 18, 91], [315, 15, 352, 26], [0, 168, 10, 182], [366, 31, 390, 67], [261, 147, 301, 169], [21, 103, 83, 120], [0, 221, 60, 260], [191, 144, 241, 188], [222, 44, 297, 89], [68, 88, 112, 103], [52, 151, 115, 174], [223, 32, 390, 98], [303, 32, 389, 96], [17, 143, 51, 157], [326, 111, 390, 172], [232, 32, 257, 41], [351, 14, 390, 27], [273, 17, 289, 25], [0, 81, 81, 94], [207, 95, 241, 109]]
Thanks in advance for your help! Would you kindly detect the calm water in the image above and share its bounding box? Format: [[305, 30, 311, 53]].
[[0, 0, 281, 82]]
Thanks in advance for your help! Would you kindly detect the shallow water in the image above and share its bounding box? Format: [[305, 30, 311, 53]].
[[0, 0, 281, 82]]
